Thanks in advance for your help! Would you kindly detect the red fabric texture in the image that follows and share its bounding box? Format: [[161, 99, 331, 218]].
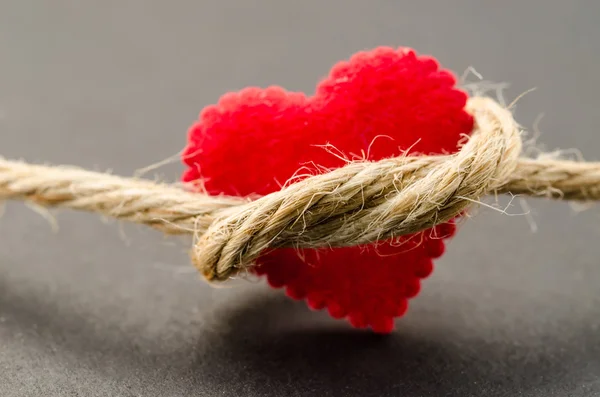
[[182, 47, 473, 333]]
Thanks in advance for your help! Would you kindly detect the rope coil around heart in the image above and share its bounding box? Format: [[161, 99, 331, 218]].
[[2, 47, 600, 333]]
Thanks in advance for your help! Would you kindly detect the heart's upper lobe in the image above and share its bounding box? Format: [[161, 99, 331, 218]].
[[183, 47, 473, 333]]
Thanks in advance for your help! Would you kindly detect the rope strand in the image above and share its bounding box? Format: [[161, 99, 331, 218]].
[[2, 97, 599, 281]]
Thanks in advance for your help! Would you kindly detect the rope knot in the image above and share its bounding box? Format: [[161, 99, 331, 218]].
[[192, 97, 522, 281]]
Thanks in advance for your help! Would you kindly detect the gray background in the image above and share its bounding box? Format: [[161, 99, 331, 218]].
[[1, 1, 599, 396]]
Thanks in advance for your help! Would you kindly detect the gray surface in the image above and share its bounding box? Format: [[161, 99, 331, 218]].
[[1, 1, 600, 396]]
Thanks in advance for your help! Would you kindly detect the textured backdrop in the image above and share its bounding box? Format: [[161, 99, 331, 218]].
[[1, 1, 600, 396]]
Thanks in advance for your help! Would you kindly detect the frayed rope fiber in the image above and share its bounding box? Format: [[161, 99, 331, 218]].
[[2, 97, 600, 280]]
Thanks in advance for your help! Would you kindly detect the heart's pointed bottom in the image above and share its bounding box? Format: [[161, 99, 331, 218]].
[[254, 234, 451, 334]]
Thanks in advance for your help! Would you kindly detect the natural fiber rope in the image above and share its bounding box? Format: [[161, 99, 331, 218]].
[[2, 97, 600, 281]]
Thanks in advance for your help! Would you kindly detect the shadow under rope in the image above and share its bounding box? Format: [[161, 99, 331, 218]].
[[0, 265, 598, 397]]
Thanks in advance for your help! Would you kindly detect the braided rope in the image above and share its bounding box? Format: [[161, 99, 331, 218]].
[[2, 97, 600, 281]]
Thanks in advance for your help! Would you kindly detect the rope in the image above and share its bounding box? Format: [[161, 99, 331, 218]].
[[2, 97, 600, 281]]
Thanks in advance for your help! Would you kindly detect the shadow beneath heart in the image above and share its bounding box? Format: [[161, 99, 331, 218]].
[[0, 268, 597, 396], [188, 293, 593, 397]]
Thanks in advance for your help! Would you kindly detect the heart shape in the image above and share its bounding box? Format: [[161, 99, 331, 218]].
[[182, 47, 473, 333]]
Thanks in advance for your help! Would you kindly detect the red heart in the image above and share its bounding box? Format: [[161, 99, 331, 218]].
[[182, 47, 473, 333]]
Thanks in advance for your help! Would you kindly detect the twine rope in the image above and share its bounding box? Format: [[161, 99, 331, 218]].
[[2, 97, 600, 281]]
